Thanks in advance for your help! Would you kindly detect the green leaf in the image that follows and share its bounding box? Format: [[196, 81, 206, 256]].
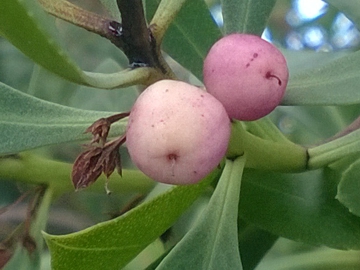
[[99, 0, 121, 21], [238, 221, 278, 270], [145, 0, 222, 81], [28, 59, 139, 110], [282, 50, 348, 77], [325, 0, 360, 30], [0, 0, 86, 84], [307, 127, 360, 169], [221, 0, 276, 35], [3, 248, 40, 270], [337, 158, 360, 217], [0, 0, 151, 89], [283, 50, 360, 106], [157, 157, 245, 270], [256, 248, 360, 270], [0, 82, 125, 155], [43, 166, 222, 270], [240, 168, 360, 250]]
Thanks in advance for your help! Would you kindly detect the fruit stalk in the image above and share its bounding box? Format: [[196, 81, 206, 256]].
[[227, 121, 308, 172]]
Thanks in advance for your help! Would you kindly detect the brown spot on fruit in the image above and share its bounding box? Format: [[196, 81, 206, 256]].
[[265, 71, 282, 86], [167, 153, 178, 161]]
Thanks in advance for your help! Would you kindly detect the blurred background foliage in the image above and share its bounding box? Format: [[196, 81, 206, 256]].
[[1, 0, 360, 269]]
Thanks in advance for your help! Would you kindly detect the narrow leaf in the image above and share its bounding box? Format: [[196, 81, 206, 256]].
[[157, 157, 246, 270], [283, 50, 360, 105], [221, 0, 276, 35], [337, 158, 360, 217], [0, 82, 125, 155], [43, 166, 222, 270], [3, 248, 38, 270], [240, 168, 360, 250], [0, 0, 86, 84], [238, 221, 278, 270], [99, 0, 121, 21]]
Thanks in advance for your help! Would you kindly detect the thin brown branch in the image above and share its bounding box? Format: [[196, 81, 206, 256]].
[[22, 186, 46, 254], [0, 190, 31, 216], [38, 0, 116, 39]]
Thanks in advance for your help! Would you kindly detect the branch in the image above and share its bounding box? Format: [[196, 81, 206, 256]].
[[0, 153, 155, 197], [115, 0, 174, 77], [37, 0, 118, 41], [150, 0, 187, 43], [38, 0, 176, 80]]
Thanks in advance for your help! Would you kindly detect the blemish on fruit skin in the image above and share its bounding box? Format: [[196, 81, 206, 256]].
[[246, 52, 259, 68], [167, 153, 179, 177], [167, 153, 178, 161], [265, 71, 282, 86]]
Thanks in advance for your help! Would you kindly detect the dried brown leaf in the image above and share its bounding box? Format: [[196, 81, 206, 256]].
[[72, 148, 103, 190], [85, 112, 130, 146], [71, 135, 126, 190], [85, 118, 111, 145]]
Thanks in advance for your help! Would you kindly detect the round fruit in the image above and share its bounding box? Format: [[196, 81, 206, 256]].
[[126, 79, 231, 185], [203, 33, 289, 121]]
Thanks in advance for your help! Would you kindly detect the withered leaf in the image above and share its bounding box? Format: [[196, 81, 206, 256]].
[[71, 135, 126, 190], [100, 135, 125, 178], [72, 148, 103, 190], [85, 118, 111, 145], [85, 112, 130, 146]]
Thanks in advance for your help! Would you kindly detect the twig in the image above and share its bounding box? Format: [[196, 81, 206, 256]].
[[38, 0, 117, 40]]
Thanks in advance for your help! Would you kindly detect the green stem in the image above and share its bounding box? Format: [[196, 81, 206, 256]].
[[308, 128, 360, 169], [243, 116, 290, 143], [0, 153, 155, 198], [83, 67, 165, 89], [149, 0, 187, 44], [227, 121, 307, 172]]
